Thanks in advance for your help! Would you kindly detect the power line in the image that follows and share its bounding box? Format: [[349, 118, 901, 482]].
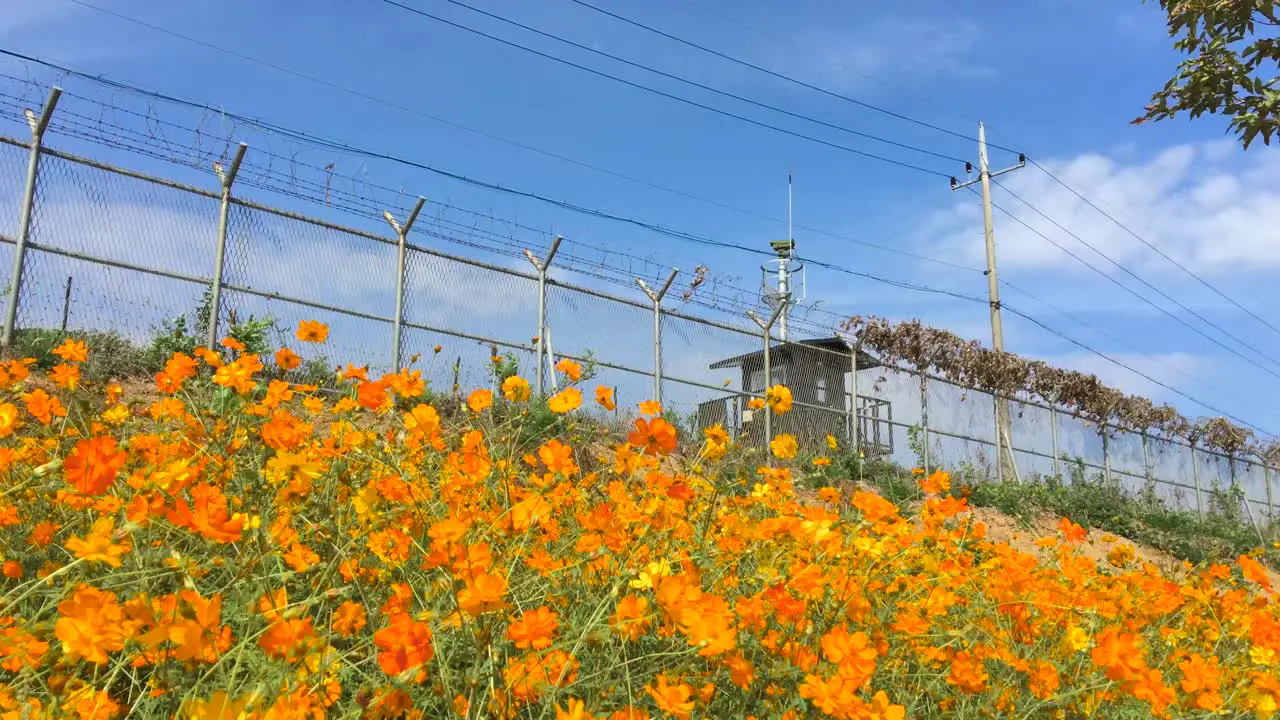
[[991, 177, 1280, 373], [564, 0, 1025, 157], [432, 0, 966, 165], [986, 189, 1280, 384], [1000, 278, 1266, 425], [1000, 302, 1272, 436], [370, 0, 954, 178], [30, 0, 979, 274], [1028, 157, 1280, 340]]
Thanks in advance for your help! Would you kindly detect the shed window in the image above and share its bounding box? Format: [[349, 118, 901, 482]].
[[747, 366, 788, 393], [816, 377, 827, 404]]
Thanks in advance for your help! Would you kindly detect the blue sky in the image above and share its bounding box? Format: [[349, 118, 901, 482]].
[[2, 0, 1280, 438]]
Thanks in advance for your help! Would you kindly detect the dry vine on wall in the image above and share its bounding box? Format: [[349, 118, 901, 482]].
[[843, 315, 1261, 458]]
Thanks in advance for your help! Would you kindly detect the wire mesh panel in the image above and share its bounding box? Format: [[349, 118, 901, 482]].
[[221, 204, 396, 369], [28, 154, 219, 278], [402, 247, 538, 356], [16, 153, 218, 341], [0, 140, 26, 314], [1145, 435, 1201, 511], [770, 339, 867, 453], [0, 139, 25, 239], [659, 312, 760, 437], [399, 325, 536, 399], [546, 285, 651, 374]]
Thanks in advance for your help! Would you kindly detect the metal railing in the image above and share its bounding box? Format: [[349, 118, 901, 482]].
[[0, 89, 1274, 528]]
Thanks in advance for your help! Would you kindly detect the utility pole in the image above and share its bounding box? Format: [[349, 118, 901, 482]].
[[951, 122, 1025, 481]]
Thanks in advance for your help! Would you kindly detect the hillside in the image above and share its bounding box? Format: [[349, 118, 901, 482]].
[[1, 326, 1279, 719]]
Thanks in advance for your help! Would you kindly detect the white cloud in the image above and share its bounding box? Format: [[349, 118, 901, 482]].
[[1045, 350, 1206, 402], [927, 141, 1280, 274], [782, 17, 994, 93]]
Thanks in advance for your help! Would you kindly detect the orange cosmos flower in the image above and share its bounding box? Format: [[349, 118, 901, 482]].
[[164, 351, 198, 382], [946, 651, 989, 693], [179, 692, 256, 720], [920, 469, 951, 495], [1238, 554, 1272, 589], [65, 517, 131, 567], [769, 434, 798, 460], [555, 698, 595, 720], [66, 686, 121, 720], [1058, 517, 1088, 544], [368, 528, 412, 566], [507, 606, 560, 650], [1091, 626, 1146, 682], [0, 402, 19, 438], [213, 354, 263, 394], [1, 560, 20, 579], [502, 375, 531, 402], [331, 601, 367, 638], [21, 388, 66, 425], [219, 336, 246, 353], [284, 542, 319, 572], [296, 320, 329, 343], [747, 397, 765, 411], [258, 616, 317, 662], [610, 595, 652, 641], [64, 436, 126, 496], [55, 585, 127, 664], [1028, 661, 1061, 700], [645, 674, 694, 720], [548, 387, 582, 414], [628, 417, 677, 456], [538, 439, 578, 476], [467, 389, 494, 412], [595, 385, 616, 411], [52, 338, 89, 363], [50, 363, 80, 390], [374, 612, 435, 682], [260, 410, 313, 451], [28, 520, 59, 547], [357, 380, 391, 412], [191, 346, 223, 368], [457, 571, 509, 616], [166, 484, 245, 544], [555, 358, 583, 381], [275, 347, 302, 370], [765, 384, 792, 414], [638, 400, 663, 416]]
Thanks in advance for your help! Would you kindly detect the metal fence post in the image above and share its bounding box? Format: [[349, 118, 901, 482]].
[[637, 268, 678, 404], [992, 393, 1003, 483], [1265, 461, 1274, 523], [847, 338, 860, 453], [1050, 407, 1061, 481], [524, 236, 561, 397], [748, 305, 785, 462], [920, 374, 930, 476], [206, 142, 248, 349], [3, 87, 61, 347], [1101, 423, 1112, 485], [60, 275, 72, 332], [1191, 441, 1203, 515], [1142, 431, 1153, 496], [384, 197, 426, 371]]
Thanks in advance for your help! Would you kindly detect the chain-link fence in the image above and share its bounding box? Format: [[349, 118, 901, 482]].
[[0, 130, 1275, 526]]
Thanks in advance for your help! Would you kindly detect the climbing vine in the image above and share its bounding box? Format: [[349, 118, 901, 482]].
[[844, 315, 1260, 457]]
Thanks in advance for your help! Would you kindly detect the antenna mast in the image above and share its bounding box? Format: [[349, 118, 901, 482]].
[[763, 173, 801, 342]]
